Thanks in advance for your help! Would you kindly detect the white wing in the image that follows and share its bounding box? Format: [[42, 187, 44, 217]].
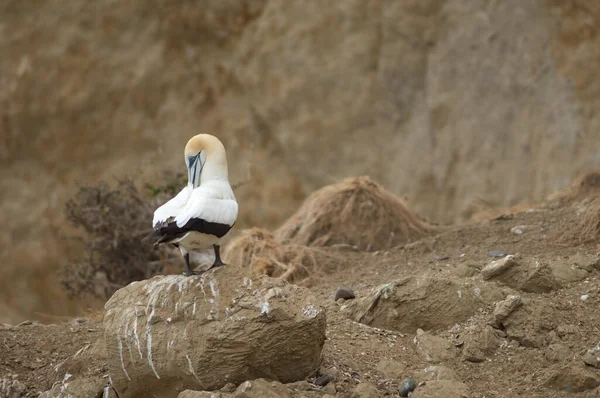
[[174, 180, 238, 227], [152, 185, 192, 228]]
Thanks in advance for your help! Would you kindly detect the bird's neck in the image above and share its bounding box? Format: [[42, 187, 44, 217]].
[[187, 157, 229, 188], [201, 164, 229, 184]]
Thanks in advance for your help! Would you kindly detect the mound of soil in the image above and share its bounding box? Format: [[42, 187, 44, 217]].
[[275, 176, 437, 251]]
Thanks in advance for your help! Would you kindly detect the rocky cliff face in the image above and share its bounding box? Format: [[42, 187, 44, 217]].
[[1, 0, 599, 323]]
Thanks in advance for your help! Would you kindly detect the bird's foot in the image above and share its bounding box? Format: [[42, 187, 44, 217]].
[[206, 261, 226, 272], [184, 269, 206, 277]]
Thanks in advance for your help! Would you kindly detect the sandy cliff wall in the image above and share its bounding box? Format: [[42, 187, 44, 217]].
[[1, 0, 599, 323]]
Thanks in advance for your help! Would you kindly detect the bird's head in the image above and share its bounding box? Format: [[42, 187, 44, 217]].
[[184, 134, 229, 188]]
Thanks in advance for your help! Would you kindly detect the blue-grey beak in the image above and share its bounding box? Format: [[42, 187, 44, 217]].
[[187, 152, 203, 188]]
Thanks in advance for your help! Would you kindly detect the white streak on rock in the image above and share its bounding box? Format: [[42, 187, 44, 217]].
[[133, 316, 143, 359], [209, 279, 218, 297], [124, 321, 134, 362], [117, 336, 131, 380], [146, 331, 159, 379], [146, 306, 160, 379], [186, 354, 202, 384]]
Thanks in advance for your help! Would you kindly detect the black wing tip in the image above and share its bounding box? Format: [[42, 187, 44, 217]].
[[141, 230, 161, 245]]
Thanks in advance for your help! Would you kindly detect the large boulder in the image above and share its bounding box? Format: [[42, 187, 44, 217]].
[[103, 265, 326, 398], [340, 276, 489, 333]]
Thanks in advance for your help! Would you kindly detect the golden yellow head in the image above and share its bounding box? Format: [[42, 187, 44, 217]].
[[184, 133, 226, 159], [184, 134, 229, 186]]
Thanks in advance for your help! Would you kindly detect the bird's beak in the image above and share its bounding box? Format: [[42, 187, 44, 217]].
[[187, 152, 203, 188]]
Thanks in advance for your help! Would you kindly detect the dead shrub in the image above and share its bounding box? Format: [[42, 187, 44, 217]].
[[275, 176, 436, 251], [224, 228, 346, 286], [60, 177, 179, 300]]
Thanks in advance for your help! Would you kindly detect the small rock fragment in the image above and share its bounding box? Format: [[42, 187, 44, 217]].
[[411, 380, 470, 398], [39, 377, 107, 398], [324, 382, 336, 395], [452, 261, 480, 278], [335, 287, 356, 301], [557, 324, 580, 338], [418, 365, 459, 382], [481, 254, 518, 280], [544, 343, 572, 363], [460, 326, 500, 363], [233, 379, 294, 397], [511, 225, 528, 235], [286, 380, 312, 391], [519, 263, 561, 293], [581, 295, 590, 301], [571, 253, 596, 272], [320, 366, 341, 380], [352, 381, 381, 398], [415, 329, 457, 363], [220, 383, 236, 393], [178, 391, 233, 398], [545, 361, 600, 392], [315, 374, 334, 387], [376, 359, 406, 379], [492, 295, 522, 328], [551, 259, 589, 282], [399, 378, 416, 397], [583, 350, 600, 368]]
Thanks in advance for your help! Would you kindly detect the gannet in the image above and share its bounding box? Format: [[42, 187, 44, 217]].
[[143, 134, 238, 276]]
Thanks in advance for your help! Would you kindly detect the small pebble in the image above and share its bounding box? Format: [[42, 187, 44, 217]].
[[582, 350, 600, 368], [489, 250, 506, 258], [510, 226, 524, 235], [581, 295, 589, 301], [315, 374, 334, 387], [399, 377, 417, 397], [220, 382, 236, 393], [334, 287, 356, 301]]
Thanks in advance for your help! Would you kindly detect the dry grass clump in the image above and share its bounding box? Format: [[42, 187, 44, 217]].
[[275, 176, 436, 251], [544, 171, 600, 244], [546, 170, 600, 207], [575, 196, 600, 242], [60, 178, 176, 300], [558, 195, 600, 244], [224, 228, 346, 286]]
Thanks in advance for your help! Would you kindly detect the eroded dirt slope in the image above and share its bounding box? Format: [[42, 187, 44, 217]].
[[2, 191, 600, 397]]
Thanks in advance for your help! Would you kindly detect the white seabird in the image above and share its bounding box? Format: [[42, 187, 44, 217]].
[[143, 133, 238, 276]]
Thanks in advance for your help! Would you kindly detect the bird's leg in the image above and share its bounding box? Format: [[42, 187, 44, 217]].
[[182, 248, 205, 276], [184, 253, 194, 276], [206, 245, 226, 271]]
